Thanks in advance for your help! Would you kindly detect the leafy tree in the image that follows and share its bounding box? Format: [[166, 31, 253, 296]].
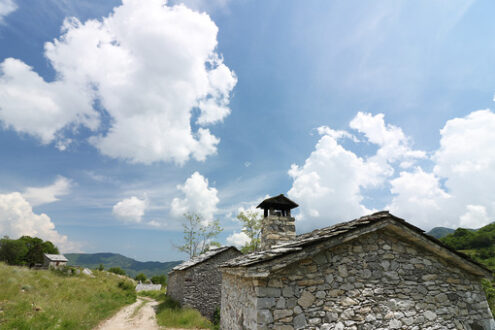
[[108, 267, 126, 275], [0, 238, 28, 265], [151, 274, 167, 286], [135, 273, 147, 282], [176, 213, 223, 258], [236, 210, 263, 253], [98, 264, 105, 271]]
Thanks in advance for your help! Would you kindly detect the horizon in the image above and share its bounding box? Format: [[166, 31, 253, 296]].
[[1, 0, 495, 262]]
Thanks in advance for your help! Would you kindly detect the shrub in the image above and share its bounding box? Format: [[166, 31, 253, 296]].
[[108, 267, 126, 276], [134, 273, 146, 282]]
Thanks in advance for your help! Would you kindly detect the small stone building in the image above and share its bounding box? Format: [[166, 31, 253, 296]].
[[167, 246, 241, 320], [220, 195, 495, 330], [43, 253, 68, 269]]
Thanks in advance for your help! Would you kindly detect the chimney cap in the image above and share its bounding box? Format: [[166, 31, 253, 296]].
[[257, 194, 299, 210]]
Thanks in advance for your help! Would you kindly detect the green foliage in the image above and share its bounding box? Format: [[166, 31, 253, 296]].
[[108, 267, 126, 276], [138, 290, 166, 300], [0, 262, 136, 329], [482, 279, 495, 318], [65, 252, 181, 278], [150, 274, 167, 286], [176, 213, 223, 258], [134, 273, 147, 282], [154, 295, 213, 328], [0, 236, 59, 266], [98, 263, 104, 271], [236, 210, 262, 253]]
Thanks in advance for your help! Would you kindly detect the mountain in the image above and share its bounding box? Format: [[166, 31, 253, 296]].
[[65, 253, 182, 278], [426, 227, 455, 239]]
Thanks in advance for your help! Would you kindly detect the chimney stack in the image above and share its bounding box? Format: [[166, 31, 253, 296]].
[[257, 194, 298, 250]]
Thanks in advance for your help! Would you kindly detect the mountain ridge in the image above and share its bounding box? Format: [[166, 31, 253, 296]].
[[65, 252, 182, 278]]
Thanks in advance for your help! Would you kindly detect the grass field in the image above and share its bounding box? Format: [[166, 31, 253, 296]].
[[0, 263, 136, 329], [138, 290, 214, 329]]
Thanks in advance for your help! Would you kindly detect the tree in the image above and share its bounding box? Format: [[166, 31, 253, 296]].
[[176, 212, 223, 258], [98, 264, 104, 271], [236, 210, 263, 253], [151, 274, 167, 286], [0, 236, 59, 266], [108, 267, 126, 275], [0, 238, 28, 265], [135, 273, 147, 282]]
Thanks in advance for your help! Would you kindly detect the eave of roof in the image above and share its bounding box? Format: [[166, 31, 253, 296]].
[[170, 246, 239, 272], [220, 211, 492, 279]]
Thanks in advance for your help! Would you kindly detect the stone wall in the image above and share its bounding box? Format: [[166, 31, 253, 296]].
[[260, 215, 296, 250], [221, 273, 258, 329], [169, 248, 241, 320], [221, 230, 494, 329]]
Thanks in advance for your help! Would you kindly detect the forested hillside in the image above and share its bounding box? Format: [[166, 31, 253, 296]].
[[65, 253, 181, 278]]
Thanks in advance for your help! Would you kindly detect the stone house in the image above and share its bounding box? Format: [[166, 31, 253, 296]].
[[43, 253, 68, 269], [167, 246, 241, 320], [220, 195, 494, 330]]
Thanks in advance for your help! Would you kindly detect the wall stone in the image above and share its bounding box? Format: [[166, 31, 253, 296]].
[[221, 273, 258, 329], [168, 248, 241, 320], [221, 230, 495, 329], [260, 215, 296, 250]]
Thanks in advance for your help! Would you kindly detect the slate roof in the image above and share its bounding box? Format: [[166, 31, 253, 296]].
[[220, 211, 491, 276], [44, 254, 68, 262], [172, 246, 239, 271], [257, 194, 299, 210]]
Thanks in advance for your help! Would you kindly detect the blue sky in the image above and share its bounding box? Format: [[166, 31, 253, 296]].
[[1, 0, 495, 262]]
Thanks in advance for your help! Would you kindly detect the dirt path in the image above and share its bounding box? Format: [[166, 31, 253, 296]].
[[95, 297, 161, 330]]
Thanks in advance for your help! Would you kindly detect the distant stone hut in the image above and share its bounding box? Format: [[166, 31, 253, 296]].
[[43, 253, 68, 269], [167, 246, 241, 320], [220, 195, 495, 330]]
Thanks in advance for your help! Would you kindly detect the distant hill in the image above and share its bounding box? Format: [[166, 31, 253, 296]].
[[65, 253, 182, 278], [426, 227, 455, 239]]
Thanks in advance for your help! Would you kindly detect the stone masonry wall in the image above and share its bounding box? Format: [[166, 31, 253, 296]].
[[180, 248, 241, 320], [223, 230, 494, 329], [167, 270, 184, 304], [221, 273, 258, 329], [260, 215, 296, 250]]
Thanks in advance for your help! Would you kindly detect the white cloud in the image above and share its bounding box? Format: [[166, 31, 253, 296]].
[[112, 196, 148, 223], [390, 109, 495, 229], [22, 176, 72, 206], [171, 172, 219, 222], [0, 0, 236, 164], [226, 231, 250, 248], [0, 0, 16, 23], [0, 192, 77, 252], [295, 109, 495, 231], [459, 205, 490, 229], [288, 112, 425, 231]]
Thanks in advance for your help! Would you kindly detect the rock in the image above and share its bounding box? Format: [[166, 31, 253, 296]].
[[274, 309, 293, 320], [293, 313, 307, 329], [424, 310, 437, 321], [297, 291, 315, 308]]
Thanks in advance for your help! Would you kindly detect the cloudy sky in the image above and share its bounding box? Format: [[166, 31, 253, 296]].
[[1, 0, 495, 261]]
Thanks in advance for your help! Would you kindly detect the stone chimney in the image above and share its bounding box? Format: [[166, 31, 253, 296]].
[[257, 194, 298, 250]]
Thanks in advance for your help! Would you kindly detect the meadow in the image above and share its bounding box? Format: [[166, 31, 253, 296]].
[[0, 263, 136, 329]]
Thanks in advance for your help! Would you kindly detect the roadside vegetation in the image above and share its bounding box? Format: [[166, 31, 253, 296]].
[[138, 289, 214, 329], [0, 262, 136, 329]]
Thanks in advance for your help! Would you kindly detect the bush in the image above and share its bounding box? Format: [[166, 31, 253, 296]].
[[135, 273, 146, 282], [151, 274, 167, 286], [108, 267, 126, 276]]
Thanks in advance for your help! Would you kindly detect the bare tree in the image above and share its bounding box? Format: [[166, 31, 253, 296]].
[[236, 210, 262, 253], [176, 212, 223, 258]]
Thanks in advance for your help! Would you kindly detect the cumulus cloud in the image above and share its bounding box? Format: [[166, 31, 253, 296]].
[[226, 231, 250, 248], [389, 109, 495, 229], [0, 0, 236, 164], [288, 112, 424, 231], [0, 0, 16, 23], [0, 192, 77, 251], [22, 176, 72, 206], [112, 196, 148, 223], [171, 172, 219, 222], [290, 110, 495, 231]]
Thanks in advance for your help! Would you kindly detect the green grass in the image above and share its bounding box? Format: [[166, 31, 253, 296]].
[[149, 293, 213, 329], [0, 263, 136, 329]]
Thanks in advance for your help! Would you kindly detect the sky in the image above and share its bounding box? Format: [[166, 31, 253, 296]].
[[1, 0, 495, 262]]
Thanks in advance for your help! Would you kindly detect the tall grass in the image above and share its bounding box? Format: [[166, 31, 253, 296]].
[[0, 263, 136, 329], [149, 293, 213, 329]]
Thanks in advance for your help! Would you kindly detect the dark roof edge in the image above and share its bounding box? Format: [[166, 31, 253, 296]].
[[170, 246, 240, 272]]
